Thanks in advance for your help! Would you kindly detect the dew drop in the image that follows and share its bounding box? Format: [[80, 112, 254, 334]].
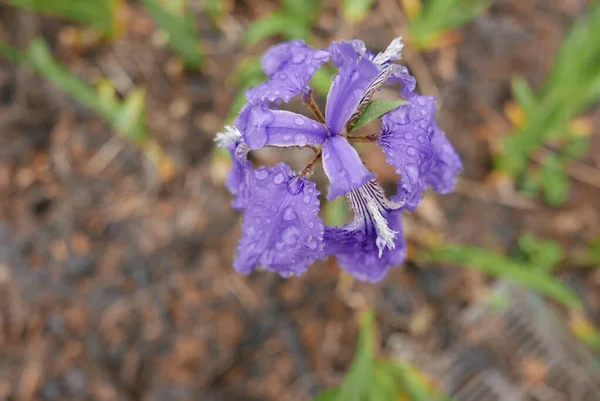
[[323, 151, 331, 161], [282, 226, 300, 245], [271, 205, 279, 212], [307, 236, 318, 250], [350, 71, 360, 82], [283, 134, 292, 141], [406, 146, 417, 157], [417, 135, 426, 143], [292, 52, 306, 64], [303, 195, 311, 204], [417, 97, 426, 105], [278, 72, 287, 80], [308, 221, 315, 228], [313, 49, 329, 60], [311, 121, 320, 129], [254, 169, 269, 180], [420, 109, 427, 116], [266, 218, 272, 224], [283, 207, 297, 221], [294, 133, 308, 146], [405, 163, 419, 184], [273, 173, 285, 185], [404, 132, 414, 140], [419, 120, 428, 129], [294, 116, 305, 126]]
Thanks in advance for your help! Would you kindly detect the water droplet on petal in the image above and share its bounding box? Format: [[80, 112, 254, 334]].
[[254, 169, 269, 179], [283, 207, 297, 221], [307, 236, 318, 250], [283, 134, 292, 141], [417, 97, 426, 105], [404, 132, 414, 140], [405, 163, 419, 184], [308, 221, 315, 228], [294, 133, 308, 146], [311, 121, 319, 129], [313, 50, 329, 60], [339, 169, 347, 177], [282, 226, 300, 245], [417, 135, 426, 143], [292, 52, 306, 64], [303, 195, 311, 204], [294, 116, 305, 126], [273, 173, 285, 185], [420, 109, 427, 116], [323, 151, 331, 161], [406, 146, 417, 157], [271, 205, 278, 212], [351, 71, 360, 82]]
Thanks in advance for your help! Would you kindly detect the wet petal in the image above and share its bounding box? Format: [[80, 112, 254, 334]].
[[325, 41, 381, 135], [323, 181, 406, 282], [246, 40, 330, 104], [425, 124, 463, 194], [322, 136, 375, 200], [379, 96, 461, 210], [388, 64, 417, 99], [373, 36, 404, 65], [235, 163, 324, 277], [215, 126, 252, 210], [238, 105, 327, 150]]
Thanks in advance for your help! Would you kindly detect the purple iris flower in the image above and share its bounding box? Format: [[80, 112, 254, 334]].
[[216, 37, 462, 282]]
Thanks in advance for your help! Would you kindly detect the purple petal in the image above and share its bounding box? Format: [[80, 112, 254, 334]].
[[215, 126, 252, 210], [234, 163, 324, 277], [246, 40, 330, 104], [322, 136, 375, 200], [379, 96, 461, 210], [425, 124, 463, 194], [237, 104, 327, 150], [323, 181, 406, 282], [388, 64, 417, 99], [325, 41, 381, 135]]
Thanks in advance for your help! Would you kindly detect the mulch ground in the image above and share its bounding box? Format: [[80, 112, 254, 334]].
[[1, 0, 599, 400]]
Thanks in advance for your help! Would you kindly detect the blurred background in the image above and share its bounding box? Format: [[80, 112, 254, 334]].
[[1, 0, 600, 400]]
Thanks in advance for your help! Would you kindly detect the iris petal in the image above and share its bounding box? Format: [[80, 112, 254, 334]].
[[235, 163, 324, 277], [322, 136, 375, 200], [238, 105, 327, 150]]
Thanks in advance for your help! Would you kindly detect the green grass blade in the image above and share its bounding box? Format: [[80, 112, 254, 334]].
[[8, 0, 118, 36], [244, 11, 310, 47], [425, 245, 582, 309], [142, 0, 204, 68], [343, 0, 376, 23]]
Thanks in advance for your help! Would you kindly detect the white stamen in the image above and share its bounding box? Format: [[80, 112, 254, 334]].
[[364, 195, 398, 257], [348, 180, 405, 257], [214, 125, 242, 148], [373, 36, 404, 65]]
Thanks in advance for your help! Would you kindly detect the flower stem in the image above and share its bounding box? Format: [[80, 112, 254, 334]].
[[303, 90, 326, 124], [346, 133, 379, 143], [301, 151, 322, 177]]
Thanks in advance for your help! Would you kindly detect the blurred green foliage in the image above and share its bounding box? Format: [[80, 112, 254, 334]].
[[313, 311, 450, 401], [0, 38, 172, 175], [406, 0, 490, 50], [142, 0, 204, 68], [342, 0, 376, 23], [7, 0, 120, 37], [423, 242, 582, 310], [495, 3, 600, 204], [516, 234, 564, 272]]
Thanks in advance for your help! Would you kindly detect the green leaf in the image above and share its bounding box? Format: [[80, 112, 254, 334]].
[[518, 234, 563, 271], [282, 0, 321, 22], [349, 99, 407, 132], [539, 154, 569, 206], [312, 387, 340, 401], [142, 0, 204, 68], [8, 0, 119, 36], [511, 76, 536, 114], [424, 245, 582, 309], [244, 11, 310, 47], [587, 237, 600, 266], [342, 0, 376, 22], [335, 311, 377, 401]]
